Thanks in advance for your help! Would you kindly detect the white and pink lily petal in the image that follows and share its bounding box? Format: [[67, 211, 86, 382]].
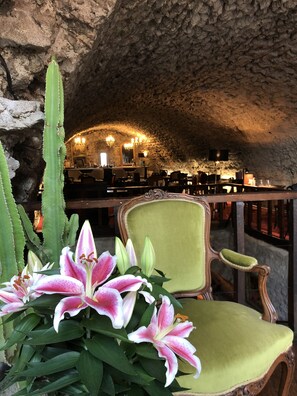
[[103, 274, 152, 294], [0, 259, 52, 317], [60, 247, 117, 293], [123, 290, 155, 328], [75, 220, 97, 262], [50, 285, 126, 332], [52, 296, 87, 332], [126, 239, 138, 267], [35, 270, 152, 332], [0, 290, 25, 316], [128, 295, 201, 387]]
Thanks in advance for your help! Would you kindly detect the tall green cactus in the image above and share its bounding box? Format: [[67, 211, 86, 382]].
[[0, 142, 25, 362], [0, 143, 25, 279], [18, 58, 79, 266]]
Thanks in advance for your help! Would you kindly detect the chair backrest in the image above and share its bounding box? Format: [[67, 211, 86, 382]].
[[117, 189, 219, 297]]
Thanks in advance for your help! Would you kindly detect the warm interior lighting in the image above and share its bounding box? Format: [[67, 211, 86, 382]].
[[130, 135, 146, 146], [106, 135, 115, 147], [74, 136, 86, 145], [100, 152, 108, 166], [124, 142, 134, 149], [143, 150, 148, 157]]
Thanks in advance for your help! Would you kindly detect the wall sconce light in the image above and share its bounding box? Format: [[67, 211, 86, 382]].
[[130, 135, 146, 146], [124, 142, 134, 149], [106, 135, 115, 148], [143, 150, 148, 158], [74, 136, 86, 145]]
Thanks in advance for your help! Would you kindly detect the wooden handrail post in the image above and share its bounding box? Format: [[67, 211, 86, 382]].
[[288, 198, 297, 333], [233, 201, 246, 304]]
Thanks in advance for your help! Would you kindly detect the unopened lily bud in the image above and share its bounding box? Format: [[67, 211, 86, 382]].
[[27, 251, 43, 274], [126, 239, 138, 267], [140, 237, 156, 277], [115, 237, 130, 274]]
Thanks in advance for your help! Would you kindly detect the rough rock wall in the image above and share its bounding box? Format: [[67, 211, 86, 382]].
[[1, 0, 297, 198], [0, 0, 116, 100], [0, 0, 116, 200], [0, 97, 44, 200]]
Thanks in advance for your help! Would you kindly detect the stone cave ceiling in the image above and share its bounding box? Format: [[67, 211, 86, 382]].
[[1, 0, 297, 184], [64, 0, 297, 173]]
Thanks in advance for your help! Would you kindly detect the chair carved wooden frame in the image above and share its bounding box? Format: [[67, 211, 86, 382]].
[[117, 189, 295, 396]]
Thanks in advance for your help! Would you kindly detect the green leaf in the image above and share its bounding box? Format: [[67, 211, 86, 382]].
[[66, 213, 79, 247], [81, 314, 129, 342], [85, 334, 136, 375], [42, 345, 71, 359], [0, 309, 24, 325], [139, 356, 166, 382], [25, 294, 62, 308], [77, 349, 103, 395], [101, 371, 115, 396], [152, 284, 183, 309], [0, 313, 41, 350], [149, 274, 171, 285], [135, 344, 160, 360], [128, 363, 155, 386], [16, 351, 79, 378], [139, 303, 155, 327], [143, 379, 173, 396], [61, 383, 89, 395], [25, 320, 84, 345], [125, 385, 147, 396], [8, 344, 36, 375], [28, 372, 80, 395]]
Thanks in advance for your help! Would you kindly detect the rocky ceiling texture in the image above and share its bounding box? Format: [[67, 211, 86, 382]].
[[1, 0, 297, 200]]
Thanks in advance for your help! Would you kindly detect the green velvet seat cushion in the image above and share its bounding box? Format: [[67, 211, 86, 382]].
[[175, 299, 293, 395]]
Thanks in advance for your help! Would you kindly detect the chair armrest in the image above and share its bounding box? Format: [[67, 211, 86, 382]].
[[219, 248, 258, 270], [250, 265, 278, 323], [219, 249, 277, 323]]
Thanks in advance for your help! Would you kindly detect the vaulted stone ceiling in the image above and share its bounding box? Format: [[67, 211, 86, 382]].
[[65, 0, 297, 184], [1, 0, 297, 186]]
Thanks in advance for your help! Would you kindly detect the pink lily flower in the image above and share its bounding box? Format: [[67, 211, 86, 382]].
[[128, 295, 201, 387], [0, 252, 52, 316], [123, 290, 155, 327], [34, 221, 151, 332]]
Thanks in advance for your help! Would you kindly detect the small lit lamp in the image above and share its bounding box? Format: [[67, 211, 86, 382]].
[[74, 136, 86, 145], [208, 149, 229, 183], [106, 135, 115, 148]]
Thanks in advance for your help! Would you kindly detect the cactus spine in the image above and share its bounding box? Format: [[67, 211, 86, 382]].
[[18, 58, 78, 266]]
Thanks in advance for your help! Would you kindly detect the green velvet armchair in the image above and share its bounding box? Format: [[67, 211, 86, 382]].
[[117, 189, 295, 395]]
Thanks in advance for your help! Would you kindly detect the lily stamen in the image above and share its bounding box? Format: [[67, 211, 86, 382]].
[[175, 313, 189, 323]]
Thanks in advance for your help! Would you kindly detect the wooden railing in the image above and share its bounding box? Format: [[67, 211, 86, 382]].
[[21, 189, 297, 333], [205, 190, 297, 333]]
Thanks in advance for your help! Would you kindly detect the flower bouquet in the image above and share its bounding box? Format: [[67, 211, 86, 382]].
[[0, 220, 201, 395]]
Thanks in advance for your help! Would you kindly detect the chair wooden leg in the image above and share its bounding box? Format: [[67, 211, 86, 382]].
[[227, 347, 295, 396], [278, 347, 295, 396]]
